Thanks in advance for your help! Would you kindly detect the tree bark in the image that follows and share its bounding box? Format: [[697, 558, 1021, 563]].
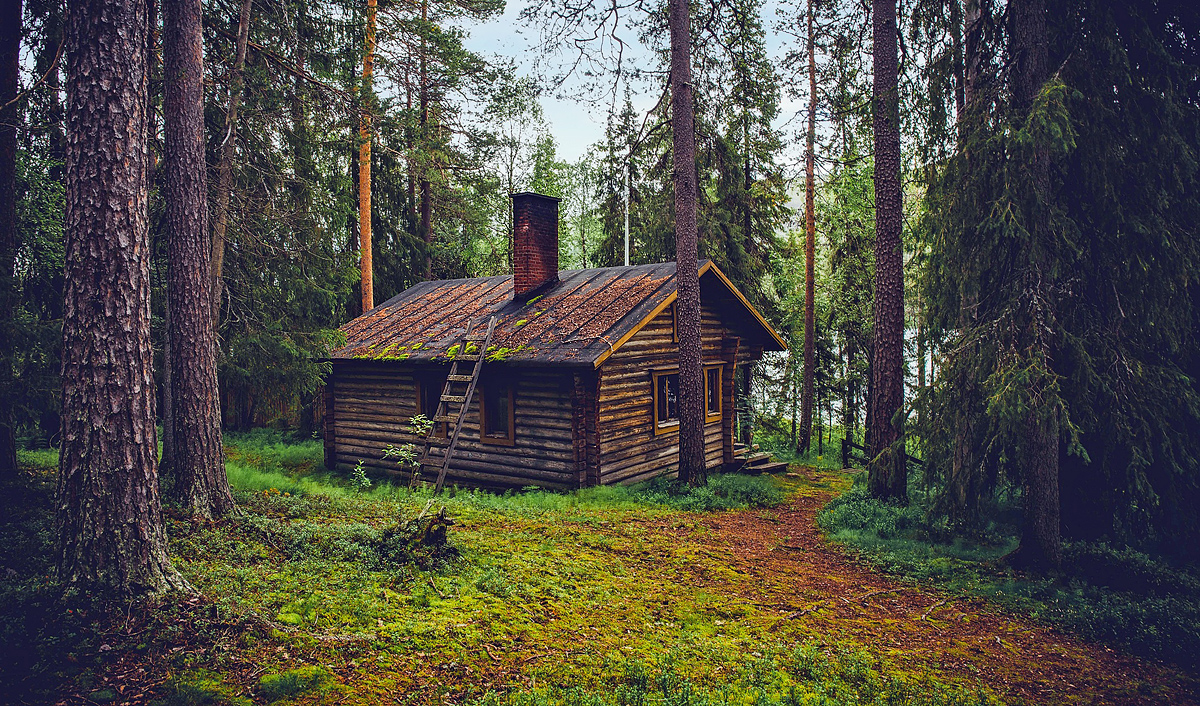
[[950, 0, 966, 131], [0, 0, 22, 478], [669, 0, 705, 486], [867, 0, 906, 500], [359, 0, 377, 311], [799, 0, 817, 455], [163, 0, 234, 518], [58, 0, 187, 597], [1008, 0, 1060, 571], [210, 0, 252, 329], [948, 0, 984, 523]]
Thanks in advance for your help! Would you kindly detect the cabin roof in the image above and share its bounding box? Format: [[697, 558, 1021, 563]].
[[331, 260, 787, 367]]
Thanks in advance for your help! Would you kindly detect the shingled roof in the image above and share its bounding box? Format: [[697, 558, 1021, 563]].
[[332, 260, 787, 367]]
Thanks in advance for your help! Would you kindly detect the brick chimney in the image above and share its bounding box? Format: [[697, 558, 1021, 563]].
[[512, 192, 560, 300]]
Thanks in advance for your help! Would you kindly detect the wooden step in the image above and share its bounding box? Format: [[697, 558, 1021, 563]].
[[464, 335, 488, 342], [455, 354, 480, 362], [433, 414, 459, 423], [753, 461, 789, 474], [441, 395, 466, 404], [741, 452, 771, 465], [447, 374, 473, 383]]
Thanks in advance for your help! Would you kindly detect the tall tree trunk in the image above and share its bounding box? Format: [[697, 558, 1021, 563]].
[[916, 292, 926, 436], [419, 0, 433, 280], [163, 0, 234, 518], [0, 0, 22, 478], [950, 0, 966, 132], [964, 0, 984, 109], [210, 0, 252, 329], [948, 0, 984, 523], [359, 0, 377, 311], [799, 0, 817, 455], [1008, 0, 1060, 571], [58, 0, 186, 596], [669, 0, 705, 486], [867, 0, 906, 501]]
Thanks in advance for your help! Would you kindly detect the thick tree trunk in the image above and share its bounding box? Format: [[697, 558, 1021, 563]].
[[0, 0, 22, 478], [868, 0, 906, 500], [359, 0, 377, 311], [58, 0, 187, 596], [669, 0, 705, 486], [210, 0, 252, 329], [163, 0, 234, 518], [1008, 0, 1060, 571], [799, 0, 817, 454]]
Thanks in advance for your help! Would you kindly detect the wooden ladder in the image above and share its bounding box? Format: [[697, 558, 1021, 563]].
[[410, 316, 497, 493]]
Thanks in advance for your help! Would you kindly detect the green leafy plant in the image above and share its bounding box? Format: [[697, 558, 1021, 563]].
[[350, 461, 372, 493], [381, 415, 436, 475]]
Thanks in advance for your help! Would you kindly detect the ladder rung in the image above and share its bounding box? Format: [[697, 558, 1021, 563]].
[[433, 415, 458, 423], [464, 335, 488, 342], [447, 374, 473, 383], [456, 354, 480, 362], [441, 395, 466, 404]]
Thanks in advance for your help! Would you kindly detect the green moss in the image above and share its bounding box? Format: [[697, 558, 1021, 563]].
[[259, 666, 335, 702], [153, 670, 251, 706], [514, 319, 528, 327]]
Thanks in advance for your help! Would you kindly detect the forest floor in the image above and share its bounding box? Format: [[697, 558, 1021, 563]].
[[2, 440, 1197, 705]]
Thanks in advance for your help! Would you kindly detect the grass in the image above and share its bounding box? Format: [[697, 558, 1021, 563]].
[[817, 473, 1200, 670], [5, 431, 1191, 704]]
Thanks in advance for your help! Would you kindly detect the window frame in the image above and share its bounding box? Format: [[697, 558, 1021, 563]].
[[479, 378, 516, 446], [704, 364, 723, 424], [652, 369, 681, 435], [668, 301, 679, 343]]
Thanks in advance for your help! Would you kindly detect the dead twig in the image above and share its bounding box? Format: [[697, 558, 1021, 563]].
[[921, 599, 949, 620]]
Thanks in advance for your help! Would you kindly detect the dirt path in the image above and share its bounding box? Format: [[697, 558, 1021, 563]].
[[684, 469, 1197, 705]]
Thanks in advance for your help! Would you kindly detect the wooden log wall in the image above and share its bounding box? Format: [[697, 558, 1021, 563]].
[[326, 361, 579, 490], [596, 303, 761, 484]]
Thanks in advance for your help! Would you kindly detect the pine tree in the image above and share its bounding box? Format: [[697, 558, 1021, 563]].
[[0, 0, 22, 478], [670, 0, 706, 486], [57, 0, 186, 596], [161, 0, 233, 518], [868, 0, 906, 500]]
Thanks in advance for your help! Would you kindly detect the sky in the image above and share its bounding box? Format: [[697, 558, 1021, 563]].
[[460, 0, 810, 165]]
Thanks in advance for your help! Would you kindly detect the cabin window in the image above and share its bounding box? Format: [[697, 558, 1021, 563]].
[[480, 379, 515, 445], [705, 365, 723, 423], [416, 374, 447, 437], [653, 371, 680, 434]]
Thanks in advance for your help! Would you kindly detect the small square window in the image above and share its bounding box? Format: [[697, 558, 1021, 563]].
[[653, 371, 680, 434], [705, 365, 722, 423], [481, 380, 515, 445]]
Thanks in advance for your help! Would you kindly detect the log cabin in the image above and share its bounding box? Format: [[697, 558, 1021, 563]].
[[322, 192, 787, 489]]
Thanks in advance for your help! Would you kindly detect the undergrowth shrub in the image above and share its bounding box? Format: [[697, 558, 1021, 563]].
[[631, 474, 785, 511]]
